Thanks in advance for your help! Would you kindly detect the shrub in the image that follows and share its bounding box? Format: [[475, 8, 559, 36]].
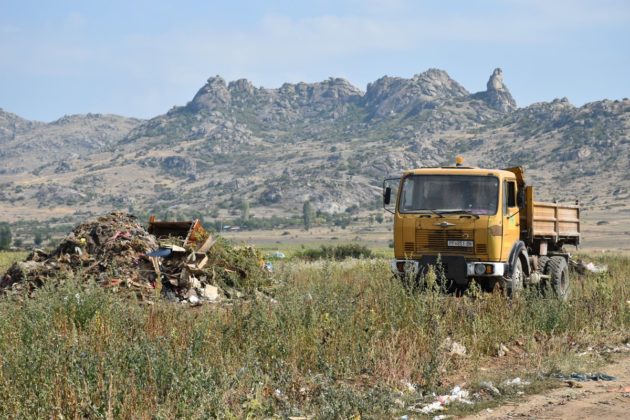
[[296, 243, 374, 261]]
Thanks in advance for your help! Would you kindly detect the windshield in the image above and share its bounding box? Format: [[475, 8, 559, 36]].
[[399, 175, 499, 215]]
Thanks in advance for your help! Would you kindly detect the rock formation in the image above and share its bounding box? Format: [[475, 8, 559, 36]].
[[471, 68, 517, 112]]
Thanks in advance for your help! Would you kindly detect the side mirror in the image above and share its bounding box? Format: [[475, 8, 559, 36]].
[[383, 187, 391, 205]]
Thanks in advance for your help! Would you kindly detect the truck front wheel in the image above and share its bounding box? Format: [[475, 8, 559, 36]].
[[504, 257, 524, 297], [547, 256, 570, 300]]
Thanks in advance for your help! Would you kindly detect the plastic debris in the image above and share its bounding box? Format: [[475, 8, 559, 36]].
[[552, 372, 617, 382], [443, 337, 467, 356], [571, 259, 608, 274], [419, 401, 444, 414], [503, 377, 531, 386], [401, 379, 417, 393], [270, 251, 286, 259], [480, 381, 501, 396], [412, 385, 472, 414]]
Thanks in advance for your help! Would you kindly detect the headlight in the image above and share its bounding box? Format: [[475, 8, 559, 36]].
[[474, 264, 486, 276]]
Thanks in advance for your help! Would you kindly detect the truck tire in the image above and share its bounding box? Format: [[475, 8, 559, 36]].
[[538, 256, 550, 273], [504, 257, 524, 297], [547, 256, 570, 300]]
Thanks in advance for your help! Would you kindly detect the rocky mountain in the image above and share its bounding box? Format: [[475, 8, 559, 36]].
[[0, 68, 628, 232]]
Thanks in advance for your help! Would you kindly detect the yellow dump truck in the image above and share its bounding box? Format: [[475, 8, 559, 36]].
[[383, 158, 580, 298]]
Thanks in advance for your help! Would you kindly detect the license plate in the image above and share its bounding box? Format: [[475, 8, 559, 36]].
[[448, 240, 473, 247]]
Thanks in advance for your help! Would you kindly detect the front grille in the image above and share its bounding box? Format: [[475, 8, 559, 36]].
[[476, 244, 487, 254], [404, 242, 415, 253], [415, 229, 475, 255]]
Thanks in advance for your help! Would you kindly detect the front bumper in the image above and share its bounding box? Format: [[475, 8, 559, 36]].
[[391, 258, 507, 279]]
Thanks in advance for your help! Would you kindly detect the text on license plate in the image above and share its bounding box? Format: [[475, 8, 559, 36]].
[[447, 240, 474, 247]]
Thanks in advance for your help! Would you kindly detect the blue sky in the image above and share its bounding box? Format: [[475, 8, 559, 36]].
[[1, 0, 629, 121]]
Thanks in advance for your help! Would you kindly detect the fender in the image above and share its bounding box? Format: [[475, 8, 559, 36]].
[[507, 240, 531, 277]]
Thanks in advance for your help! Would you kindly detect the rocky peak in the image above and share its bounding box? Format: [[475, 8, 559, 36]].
[[274, 78, 362, 100], [363, 69, 469, 118], [228, 79, 255, 97], [471, 68, 517, 112], [487, 68, 506, 91], [188, 76, 231, 112], [0, 108, 44, 143], [410, 69, 470, 98]]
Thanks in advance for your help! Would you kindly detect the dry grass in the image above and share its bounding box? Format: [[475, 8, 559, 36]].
[[0, 254, 628, 418]]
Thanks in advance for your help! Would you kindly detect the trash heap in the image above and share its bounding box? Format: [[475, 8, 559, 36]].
[[0, 212, 270, 304]]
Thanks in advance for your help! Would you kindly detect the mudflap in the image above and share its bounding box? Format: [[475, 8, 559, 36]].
[[418, 255, 468, 287]]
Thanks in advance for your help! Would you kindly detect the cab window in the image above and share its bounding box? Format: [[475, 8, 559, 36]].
[[504, 180, 517, 215]]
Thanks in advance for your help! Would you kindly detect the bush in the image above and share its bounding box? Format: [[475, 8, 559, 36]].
[[296, 243, 374, 261]]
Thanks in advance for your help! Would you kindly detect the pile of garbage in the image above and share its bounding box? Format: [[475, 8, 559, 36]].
[[0, 212, 270, 304]]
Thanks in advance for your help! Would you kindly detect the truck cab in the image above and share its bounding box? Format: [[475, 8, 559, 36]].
[[384, 158, 579, 297]]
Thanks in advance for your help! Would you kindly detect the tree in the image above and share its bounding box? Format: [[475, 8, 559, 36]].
[[375, 213, 384, 224], [0, 223, 11, 250], [240, 199, 250, 221], [302, 201, 313, 231], [34, 231, 43, 247]]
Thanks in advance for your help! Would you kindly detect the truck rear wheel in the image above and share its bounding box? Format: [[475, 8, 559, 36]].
[[538, 256, 550, 273], [547, 256, 570, 300]]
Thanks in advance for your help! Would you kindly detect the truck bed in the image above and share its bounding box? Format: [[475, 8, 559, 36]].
[[525, 187, 580, 246]]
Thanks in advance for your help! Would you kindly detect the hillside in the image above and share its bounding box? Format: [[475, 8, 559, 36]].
[[0, 68, 629, 245]]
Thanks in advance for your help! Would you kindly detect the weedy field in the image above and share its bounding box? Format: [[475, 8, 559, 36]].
[[0, 252, 628, 418]]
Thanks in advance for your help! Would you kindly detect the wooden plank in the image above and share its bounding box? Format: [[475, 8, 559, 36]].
[[196, 255, 209, 269], [197, 234, 216, 254]]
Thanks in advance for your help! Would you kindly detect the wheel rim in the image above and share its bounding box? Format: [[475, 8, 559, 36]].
[[511, 261, 523, 291], [560, 271, 567, 292]]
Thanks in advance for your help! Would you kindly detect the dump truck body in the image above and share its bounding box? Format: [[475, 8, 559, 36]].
[[384, 163, 579, 297]]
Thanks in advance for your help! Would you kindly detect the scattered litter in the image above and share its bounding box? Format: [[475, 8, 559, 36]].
[[497, 343, 510, 357], [0, 212, 271, 304], [417, 402, 443, 414], [479, 381, 501, 397], [401, 379, 418, 393], [503, 377, 531, 386], [552, 372, 616, 382], [432, 415, 454, 420], [411, 385, 472, 414], [571, 259, 608, 274], [443, 337, 467, 356]]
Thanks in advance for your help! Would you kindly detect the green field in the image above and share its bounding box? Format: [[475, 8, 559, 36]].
[[0, 251, 28, 272], [0, 252, 628, 418]]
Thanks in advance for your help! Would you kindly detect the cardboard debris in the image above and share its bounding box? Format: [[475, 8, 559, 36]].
[[0, 212, 270, 304]]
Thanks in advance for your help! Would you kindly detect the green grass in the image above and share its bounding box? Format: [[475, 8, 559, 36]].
[[0, 251, 28, 272], [0, 254, 628, 418]]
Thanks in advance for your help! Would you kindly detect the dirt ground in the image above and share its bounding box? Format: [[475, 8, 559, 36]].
[[465, 355, 630, 419]]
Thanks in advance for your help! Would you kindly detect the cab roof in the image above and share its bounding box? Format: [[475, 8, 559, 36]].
[[402, 166, 517, 179]]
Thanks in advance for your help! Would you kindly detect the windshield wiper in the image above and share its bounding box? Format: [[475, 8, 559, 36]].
[[409, 209, 444, 217], [438, 209, 480, 219], [427, 209, 445, 218]]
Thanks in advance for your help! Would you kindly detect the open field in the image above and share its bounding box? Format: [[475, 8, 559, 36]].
[[0, 250, 628, 418], [222, 211, 630, 257]]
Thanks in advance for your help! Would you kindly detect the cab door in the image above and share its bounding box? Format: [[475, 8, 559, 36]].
[[502, 179, 520, 260]]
